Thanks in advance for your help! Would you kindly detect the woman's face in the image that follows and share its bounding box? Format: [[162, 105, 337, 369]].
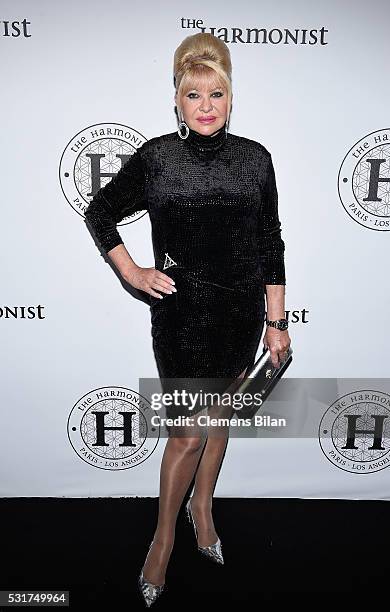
[[175, 73, 229, 136]]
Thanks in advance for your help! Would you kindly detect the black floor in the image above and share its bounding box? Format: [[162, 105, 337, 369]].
[[1, 497, 387, 609]]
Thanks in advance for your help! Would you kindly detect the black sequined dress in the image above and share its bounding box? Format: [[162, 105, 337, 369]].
[[85, 122, 286, 419]]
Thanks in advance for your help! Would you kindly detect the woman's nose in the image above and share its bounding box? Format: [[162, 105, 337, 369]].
[[199, 98, 213, 112]]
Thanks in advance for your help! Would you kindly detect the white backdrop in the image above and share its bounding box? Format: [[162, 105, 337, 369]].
[[1, 0, 389, 498]]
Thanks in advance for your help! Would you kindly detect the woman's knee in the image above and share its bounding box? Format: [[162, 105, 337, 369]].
[[169, 434, 206, 453]]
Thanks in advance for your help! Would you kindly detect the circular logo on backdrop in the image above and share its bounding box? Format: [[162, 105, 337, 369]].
[[67, 386, 160, 470], [338, 128, 390, 230], [59, 122, 148, 222], [318, 389, 390, 474]]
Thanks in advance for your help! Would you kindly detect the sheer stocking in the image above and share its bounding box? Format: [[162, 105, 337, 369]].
[[142, 365, 248, 585]]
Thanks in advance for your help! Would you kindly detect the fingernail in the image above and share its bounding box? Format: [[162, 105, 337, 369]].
[[171, 280, 175, 285], [171, 287, 177, 292]]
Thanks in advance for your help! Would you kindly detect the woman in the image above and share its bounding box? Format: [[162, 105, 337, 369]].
[[85, 32, 291, 607]]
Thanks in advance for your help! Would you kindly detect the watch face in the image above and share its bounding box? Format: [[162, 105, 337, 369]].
[[267, 320, 288, 330], [268, 320, 288, 330]]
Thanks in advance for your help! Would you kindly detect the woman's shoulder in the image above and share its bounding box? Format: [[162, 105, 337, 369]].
[[136, 131, 272, 162], [139, 131, 177, 149], [228, 132, 271, 158], [136, 131, 178, 159]]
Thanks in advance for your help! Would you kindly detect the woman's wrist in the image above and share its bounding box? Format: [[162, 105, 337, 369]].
[[266, 317, 288, 331], [107, 244, 140, 278]]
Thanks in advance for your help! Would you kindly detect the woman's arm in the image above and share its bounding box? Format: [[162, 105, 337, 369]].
[[104, 243, 139, 280], [84, 147, 148, 257], [258, 152, 286, 287], [85, 147, 176, 298], [259, 152, 290, 365], [264, 284, 286, 320]]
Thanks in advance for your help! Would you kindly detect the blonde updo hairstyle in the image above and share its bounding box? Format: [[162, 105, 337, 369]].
[[174, 33, 232, 125]]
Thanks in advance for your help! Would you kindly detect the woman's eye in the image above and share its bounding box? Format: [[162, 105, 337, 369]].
[[187, 92, 224, 99]]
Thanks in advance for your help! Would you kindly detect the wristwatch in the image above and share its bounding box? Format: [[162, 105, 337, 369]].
[[266, 318, 289, 331]]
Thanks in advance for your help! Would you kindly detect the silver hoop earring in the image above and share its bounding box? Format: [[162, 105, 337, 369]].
[[178, 120, 189, 140]]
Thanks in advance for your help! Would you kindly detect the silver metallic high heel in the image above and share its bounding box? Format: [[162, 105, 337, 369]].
[[138, 541, 166, 607], [185, 497, 224, 565]]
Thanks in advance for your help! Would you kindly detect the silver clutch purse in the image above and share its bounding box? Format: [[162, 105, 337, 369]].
[[232, 345, 293, 419]]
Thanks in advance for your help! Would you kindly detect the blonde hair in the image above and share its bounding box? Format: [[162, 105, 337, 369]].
[[173, 33, 232, 124]]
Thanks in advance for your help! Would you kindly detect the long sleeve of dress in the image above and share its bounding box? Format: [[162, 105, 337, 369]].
[[84, 148, 148, 254], [258, 153, 286, 285]]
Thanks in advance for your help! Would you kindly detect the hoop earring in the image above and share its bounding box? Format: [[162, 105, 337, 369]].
[[178, 120, 189, 139]]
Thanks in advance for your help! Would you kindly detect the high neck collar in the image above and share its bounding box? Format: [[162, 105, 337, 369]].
[[181, 121, 228, 158]]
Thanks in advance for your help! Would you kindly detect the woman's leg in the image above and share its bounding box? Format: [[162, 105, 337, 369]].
[[189, 365, 249, 547], [141, 363, 249, 582], [142, 431, 207, 586]]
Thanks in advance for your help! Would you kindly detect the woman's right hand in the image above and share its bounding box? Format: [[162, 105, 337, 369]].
[[123, 265, 177, 299]]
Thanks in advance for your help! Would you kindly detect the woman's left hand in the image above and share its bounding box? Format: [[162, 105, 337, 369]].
[[263, 328, 291, 368]]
